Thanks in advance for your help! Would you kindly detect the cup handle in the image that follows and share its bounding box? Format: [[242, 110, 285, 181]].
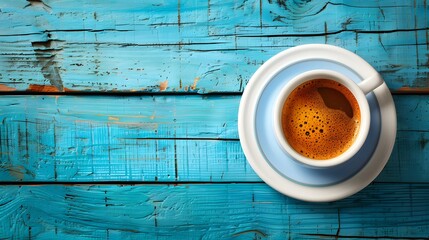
[[357, 73, 384, 95]]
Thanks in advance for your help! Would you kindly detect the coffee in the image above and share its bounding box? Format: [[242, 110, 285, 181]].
[[281, 79, 361, 160]]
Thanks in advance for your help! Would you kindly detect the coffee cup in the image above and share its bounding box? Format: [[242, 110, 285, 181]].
[[273, 69, 383, 168]]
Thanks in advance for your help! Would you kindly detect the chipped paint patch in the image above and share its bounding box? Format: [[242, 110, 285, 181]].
[[28, 84, 60, 92], [191, 77, 200, 90], [395, 86, 429, 94], [108, 116, 120, 121], [0, 84, 17, 91], [159, 80, 168, 91], [64, 87, 78, 92]]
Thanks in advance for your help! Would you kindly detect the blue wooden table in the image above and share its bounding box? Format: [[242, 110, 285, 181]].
[[0, 0, 428, 239]]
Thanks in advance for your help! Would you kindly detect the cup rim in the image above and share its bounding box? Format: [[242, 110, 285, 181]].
[[273, 69, 371, 168]]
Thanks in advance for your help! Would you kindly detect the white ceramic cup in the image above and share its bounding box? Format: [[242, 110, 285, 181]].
[[273, 69, 384, 168]]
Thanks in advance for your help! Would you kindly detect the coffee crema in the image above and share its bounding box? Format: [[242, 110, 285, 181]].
[[281, 79, 361, 160]]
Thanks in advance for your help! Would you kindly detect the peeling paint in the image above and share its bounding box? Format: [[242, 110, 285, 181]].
[[25, 85, 75, 92], [108, 116, 120, 121], [395, 86, 429, 94], [27, 84, 60, 92], [64, 87, 78, 92], [0, 84, 17, 91], [191, 77, 200, 90], [159, 80, 168, 91]]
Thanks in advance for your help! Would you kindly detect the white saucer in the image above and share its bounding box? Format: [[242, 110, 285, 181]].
[[238, 44, 396, 202]]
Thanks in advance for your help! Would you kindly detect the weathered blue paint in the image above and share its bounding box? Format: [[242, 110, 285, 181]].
[[0, 0, 428, 238], [0, 95, 247, 182], [0, 183, 429, 239], [0, 0, 427, 92]]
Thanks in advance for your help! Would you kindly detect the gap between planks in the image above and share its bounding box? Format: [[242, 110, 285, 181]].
[[1, 181, 428, 186], [0, 91, 243, 96], [0, 181, 264, 186], [1, 89, 429, 96]]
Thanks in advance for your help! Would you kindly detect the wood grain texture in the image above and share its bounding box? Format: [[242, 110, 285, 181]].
[[0, 0, 427, 93], [0, 0, 428, 238], [1, 94, 428, 183], [0, 183, 429, 239]]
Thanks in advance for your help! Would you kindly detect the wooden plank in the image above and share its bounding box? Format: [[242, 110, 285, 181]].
[[0, 183, 428, 239], [0, 0, 427, 93], [0, 95, 239, 139], [1, 94, 429, 182], [0, 95, 247, 182]]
